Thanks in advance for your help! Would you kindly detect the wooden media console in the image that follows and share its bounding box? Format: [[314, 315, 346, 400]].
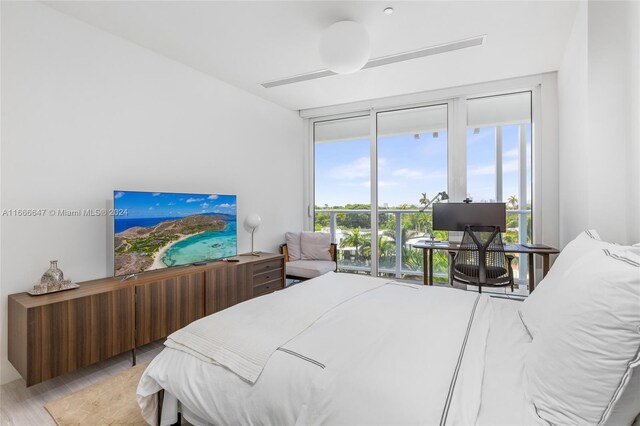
[[8, 253, 284, 386]]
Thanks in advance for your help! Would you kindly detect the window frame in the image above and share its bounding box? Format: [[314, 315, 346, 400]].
[[304, 74, 554, 282]]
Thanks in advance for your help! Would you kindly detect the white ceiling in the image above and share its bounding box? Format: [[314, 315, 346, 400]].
[[44, 1, 579, 112]]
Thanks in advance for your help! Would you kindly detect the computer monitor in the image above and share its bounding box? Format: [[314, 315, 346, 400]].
[[433, 202, 507, 232]]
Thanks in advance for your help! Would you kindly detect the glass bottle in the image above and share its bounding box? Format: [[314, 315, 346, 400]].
[[41, 260, 64, 288]]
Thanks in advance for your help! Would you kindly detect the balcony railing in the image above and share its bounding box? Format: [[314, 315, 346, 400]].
[[315, 208, 531, 284]]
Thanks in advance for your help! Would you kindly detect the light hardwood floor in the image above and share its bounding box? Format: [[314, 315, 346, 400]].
[[1, 341, 164, 426]]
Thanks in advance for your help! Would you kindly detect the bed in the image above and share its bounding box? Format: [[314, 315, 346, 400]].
[[137, 231, 640, 426]]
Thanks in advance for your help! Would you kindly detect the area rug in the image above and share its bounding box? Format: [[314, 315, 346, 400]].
[[45, 363, 148, 425]]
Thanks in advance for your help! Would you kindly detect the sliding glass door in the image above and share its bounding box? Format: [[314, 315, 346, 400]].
[[377, 105, 448, 280], [312, 90, 534, 287], [466, 91, 532, 283], [314, 116, 372, 275]]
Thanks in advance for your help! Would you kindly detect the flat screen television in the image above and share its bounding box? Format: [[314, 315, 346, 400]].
[[433, 202, 506, 232], [113, 190, 237, 277]]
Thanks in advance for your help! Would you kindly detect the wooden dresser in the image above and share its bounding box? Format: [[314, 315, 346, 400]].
[[8, 253, 284, 386]]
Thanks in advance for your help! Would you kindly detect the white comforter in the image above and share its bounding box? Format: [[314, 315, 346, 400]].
[[137, 273, 533, 425], [164, 272, 390, 383]]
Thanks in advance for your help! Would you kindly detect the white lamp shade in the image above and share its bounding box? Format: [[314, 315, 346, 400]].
[[319, 21, 371, 74], [245, 213, 261, 230]]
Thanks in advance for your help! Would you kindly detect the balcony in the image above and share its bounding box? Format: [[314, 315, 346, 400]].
[[315, 208, 532, 288]]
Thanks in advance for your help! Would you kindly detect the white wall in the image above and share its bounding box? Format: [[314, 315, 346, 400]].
[[627, 1, 640, 243], [558, 1, 640, 246], [0, 2, 304, 385], [558, 2, 589, 247]]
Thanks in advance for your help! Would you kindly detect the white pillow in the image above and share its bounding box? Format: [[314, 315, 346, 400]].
[[524, 247, 640, 426], [519, 230, 617, 338], [285, 232, 301, 261], [628, 244, 640, 256], [300, 232, 331, 261], [607, 365, 640, 426]]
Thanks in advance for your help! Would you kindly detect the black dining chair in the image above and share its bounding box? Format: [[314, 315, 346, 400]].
[[450, 225, 515, 293]]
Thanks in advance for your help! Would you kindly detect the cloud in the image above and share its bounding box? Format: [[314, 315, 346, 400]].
[[114, 191, 125, 199], [467, 159, 519, 177], [337, 180, 399, 189], [207, 195, 219, 200], [392, 168, 424, 179], [152, 192, 161, 197], [329, 157, 370, 179], [467, 164, 495, 177], [186, 197, 204, 203], [201, 202, 209, 208], [218, 203, 235, 208], [168, 202, 176, 206], [338, 180, 370, 188], [155, 203, 160, 206], [379, 180, 399, 188], [503, 148, 519, 158], [148, 207, 154, 210], [503, 159, 519, 173], [390, 168, 447, 180]]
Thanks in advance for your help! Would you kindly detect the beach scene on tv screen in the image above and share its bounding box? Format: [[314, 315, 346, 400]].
[[113, 191, 237, 276]]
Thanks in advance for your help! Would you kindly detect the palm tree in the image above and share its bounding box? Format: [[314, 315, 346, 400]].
[[419, 192, 429, 209], [341, 228, 366, 263], [361, 236, 395, 268], [378, 237, 394, 262], [507, 195, 518, 210], [402, 247, 423, 271]]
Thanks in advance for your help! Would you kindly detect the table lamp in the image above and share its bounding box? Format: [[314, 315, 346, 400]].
[[419, 191, 449, 212], [420, 191, 449, 243], [244, 213, 261, 256]]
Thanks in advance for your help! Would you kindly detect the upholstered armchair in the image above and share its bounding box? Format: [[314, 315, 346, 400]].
[[280, 232, 337, 281]]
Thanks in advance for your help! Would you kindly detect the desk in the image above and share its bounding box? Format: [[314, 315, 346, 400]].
[[412, 241, 559, 292]]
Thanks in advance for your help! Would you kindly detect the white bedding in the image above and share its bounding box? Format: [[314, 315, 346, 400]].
[[137, 273, 534, 425], [476, 297, 542, 425], [165, 272, 390, 383]]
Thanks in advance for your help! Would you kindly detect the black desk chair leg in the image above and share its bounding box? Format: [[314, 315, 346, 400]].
[[506, 254, 515, 292], [448, 251, 456, 286]]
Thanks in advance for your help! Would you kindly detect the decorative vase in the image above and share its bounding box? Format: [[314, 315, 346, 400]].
[[41, 260, 64, 287]]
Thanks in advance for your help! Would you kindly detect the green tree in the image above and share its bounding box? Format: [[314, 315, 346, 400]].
[[507, 195, 518, 210], [314, 211, 329, 230], [337, 204, 370, 229], [378, 212, 395, 233], [419, 192, 429, 208], [360, 236, 395, 268], [402, 247, 423, 271], [341, 228, 367, 263]]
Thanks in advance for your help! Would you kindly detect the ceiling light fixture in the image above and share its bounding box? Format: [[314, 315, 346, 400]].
[[383, 7, 394, 15], [318, 20, 371, 74], [261, 35, 486, 88]]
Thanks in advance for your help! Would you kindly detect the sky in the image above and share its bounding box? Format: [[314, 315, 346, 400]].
[[113, 191, 237, 219], [315, 124, 531, 208]]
